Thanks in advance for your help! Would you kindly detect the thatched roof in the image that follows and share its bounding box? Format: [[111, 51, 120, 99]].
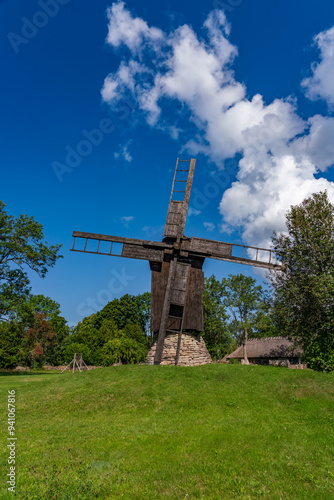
[[226, 337, 302, 359]]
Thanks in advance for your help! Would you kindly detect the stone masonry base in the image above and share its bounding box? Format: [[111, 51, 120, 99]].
[[146, 332, 212, 366]]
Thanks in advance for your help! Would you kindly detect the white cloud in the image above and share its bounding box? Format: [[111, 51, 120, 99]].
[[291, 115, 334, 172], [302, 26, 334, 107], [101, 60, 149, 104], [188, 207, 201, 217], [204, 222, 216, 231], [121, 216, 134, 227], [219, 155, 334, 248], [102, 5, 334, 249], [114, 140, 133, 162], [105, 1, 163, 55]]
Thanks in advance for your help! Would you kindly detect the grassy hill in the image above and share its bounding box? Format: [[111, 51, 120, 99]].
[[1, 364, 333, 499]]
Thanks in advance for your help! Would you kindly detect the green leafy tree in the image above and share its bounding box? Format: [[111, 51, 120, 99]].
[[123, 323, 148, 349], [21, 312, 56, 368], [101, 334, 146, 365], [15, 294, 70, 365], [70, 315, 107, 365], [63, 342, 93, 365], [94, 293, 151, 334], [221, 274, 271, 363], [0, 202, 62, 320], [202, 275, 233, 359], [270, 191, 334, 371], [0, 321, 22, 368], [249, 300, 277, 339], [71, 312, 149, 365]]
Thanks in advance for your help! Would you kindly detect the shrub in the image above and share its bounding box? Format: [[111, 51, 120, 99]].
[[101, 335, 146, 365], [63, 343, 93, 365]]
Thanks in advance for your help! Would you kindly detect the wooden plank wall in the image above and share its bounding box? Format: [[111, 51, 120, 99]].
[[151, 261, 204, 332]]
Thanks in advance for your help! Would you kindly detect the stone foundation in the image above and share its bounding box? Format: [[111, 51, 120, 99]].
[[146, 332, 212, 366]]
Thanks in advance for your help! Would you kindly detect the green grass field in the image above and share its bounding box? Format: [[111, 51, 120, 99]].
[[0, 364, 333, 499]]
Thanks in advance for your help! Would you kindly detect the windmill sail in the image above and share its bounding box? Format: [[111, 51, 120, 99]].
[[163, 158, 196, 241], [71, 231, 168, 262], [182, 237, 282, 270]]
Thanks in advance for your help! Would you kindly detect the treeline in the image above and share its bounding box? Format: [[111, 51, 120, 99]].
[[0, 293, 151, 369], [0, 275, 273, 369], [1, 191, 334, 371]]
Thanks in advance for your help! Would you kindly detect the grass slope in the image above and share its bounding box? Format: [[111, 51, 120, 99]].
[[0, 365, 333, 499]]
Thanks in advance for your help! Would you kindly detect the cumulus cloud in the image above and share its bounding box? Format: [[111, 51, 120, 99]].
[[105, 1, 163, 55], [102, 3, 334, 249], [302, 26, 334, 107]]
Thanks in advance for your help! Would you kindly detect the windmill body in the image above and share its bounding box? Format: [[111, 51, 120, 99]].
[[71, 159, 282, 366]]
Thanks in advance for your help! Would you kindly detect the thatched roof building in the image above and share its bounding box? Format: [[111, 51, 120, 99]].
[[226, 337, 303, 366]]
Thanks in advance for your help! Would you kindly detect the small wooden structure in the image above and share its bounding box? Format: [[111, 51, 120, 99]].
[[226, 337, 303, 367], [71, 158, 283, 366], [61, 353, 89, 373]]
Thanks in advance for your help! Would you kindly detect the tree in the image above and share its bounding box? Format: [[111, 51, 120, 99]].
[[21, 312, 56, 368], [70, 315, 106, 365], [0, 202, 62, 320], [13, 294, 70, 366], [202, 275, 232, 359], [0, 322, 22, 368], [101, 335, 146, 365], [93, 293, 151, 334], [70, 299, 150, 366], [221, 274, 271, 364], [63, 342, 93, 365], [270, 191, 334, 371]]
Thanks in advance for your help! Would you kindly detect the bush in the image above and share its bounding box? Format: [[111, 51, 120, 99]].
[[63, 343, 93, 365], [101, 335, 146, 365]]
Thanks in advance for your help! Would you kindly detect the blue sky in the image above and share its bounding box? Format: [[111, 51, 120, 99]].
[[1, 0, 334, 325]]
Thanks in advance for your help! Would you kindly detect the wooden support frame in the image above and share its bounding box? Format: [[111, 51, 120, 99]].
[[61, 353, 89, 373]]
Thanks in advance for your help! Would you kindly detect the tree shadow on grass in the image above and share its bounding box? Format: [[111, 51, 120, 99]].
[[0, 370, 61, 377]]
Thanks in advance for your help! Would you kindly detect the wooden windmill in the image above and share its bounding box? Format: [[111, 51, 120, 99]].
[[71, 158, 282, 366]]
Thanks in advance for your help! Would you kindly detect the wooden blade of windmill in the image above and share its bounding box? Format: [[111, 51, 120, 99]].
[[163, 158, 196, 242], [71, 231, 172, 262], [181, 237, 283, 270]]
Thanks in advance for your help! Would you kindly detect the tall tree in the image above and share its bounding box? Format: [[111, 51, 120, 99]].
[[0, 321, 22, 368], [93, 293, 151, 334], [0, 201, 62, 320], [22, 312, 56, 368], [270, 191, 334, 371], [221, 274, 270, 363], [18, 295, 70, 365], [202, 275, 232, 359]]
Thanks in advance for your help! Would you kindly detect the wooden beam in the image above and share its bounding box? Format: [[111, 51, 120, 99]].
[[154, 257, 178, 364], [181, 237, 283, 270], [72, 231, 170, 250], [163, 158, 196, 240], [208, 254, 283, 270]]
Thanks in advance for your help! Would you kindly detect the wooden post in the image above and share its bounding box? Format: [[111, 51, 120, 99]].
[[154, 257, 177, 364]]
